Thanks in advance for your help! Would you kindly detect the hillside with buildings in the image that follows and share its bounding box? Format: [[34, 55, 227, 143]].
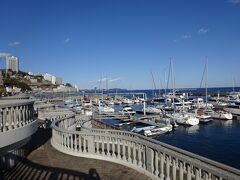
[[0, 54, 79, 96]]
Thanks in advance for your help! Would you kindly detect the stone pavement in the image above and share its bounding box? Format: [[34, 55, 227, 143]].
[[2, 128, 151, 180]]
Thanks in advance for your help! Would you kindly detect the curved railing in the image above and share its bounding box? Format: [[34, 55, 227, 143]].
[[0, 94, 30, 100], [51, 115, 240, 180], [0, 100, 37, 151]]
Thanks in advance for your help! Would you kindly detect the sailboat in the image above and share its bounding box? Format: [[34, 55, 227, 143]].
[[195, 57, 212, 123], [166, 58, 199, 126]]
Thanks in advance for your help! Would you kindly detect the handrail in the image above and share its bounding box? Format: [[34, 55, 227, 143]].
[[0, 99, 37, 151], [51, 115, 240, 180]]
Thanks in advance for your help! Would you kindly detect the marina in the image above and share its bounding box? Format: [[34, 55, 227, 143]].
[[49, 87, 240, 169]]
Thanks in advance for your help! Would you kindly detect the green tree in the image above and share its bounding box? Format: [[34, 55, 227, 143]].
[[65, 83, 72, 87]]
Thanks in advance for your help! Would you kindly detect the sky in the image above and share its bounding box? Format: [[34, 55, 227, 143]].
[[0, 0, 240, 89]]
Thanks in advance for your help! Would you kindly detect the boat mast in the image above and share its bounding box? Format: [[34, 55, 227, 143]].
[[205, 56, 208, 108], [150, 70, 157, 98], [170, 58, 175, 113]]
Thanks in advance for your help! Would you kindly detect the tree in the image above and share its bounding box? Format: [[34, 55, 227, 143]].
[[4, 78, 32, 92], [65, 83, 72, 87]]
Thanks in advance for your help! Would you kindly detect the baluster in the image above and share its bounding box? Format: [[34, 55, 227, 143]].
[[68, 133, 71, 151], [82, 137, 86, 153], [143, 147, 146, 169], [133, 142, 137, 165], [96, 138, 99, 155], [78, 135, 82, 152], [126, 141, 130, 162], [117, 139, 120, 159], [154, 151, 159, 177], [64, 133, 67, 150], [122, 140, 126, 161], [195, 168, 200, 180], [172, 159, 177, 180], [101, 137, 105, 155], [179, 161, 184, 180], [74, 134, 77, 152], [70, 134, 73, 151], [166, 156, 170, 180], [138, 144, 142, 167], [107, 137, 110, 157], [112, 138, 116, 158], [2, 109, 6, 131], [187, 164, 192, 180], [61, 133, 64, 148], [10, 107, 13, 129], [13, 107, 17, 128], [160, 153, 165, 180], [22, 106, 26, 125]]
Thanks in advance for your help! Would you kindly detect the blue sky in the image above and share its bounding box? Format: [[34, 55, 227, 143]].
[[0, 0, 240, 89]]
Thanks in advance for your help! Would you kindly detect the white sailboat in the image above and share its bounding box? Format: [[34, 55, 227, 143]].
[[167, 112, 199, 126], [196, 57, 212, 123], [166, 58, 199, 126]]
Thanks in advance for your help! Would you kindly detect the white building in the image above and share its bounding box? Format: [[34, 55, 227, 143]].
[[43, 73, 63, 85], [56, 77, 63, 85], [6, 56, 19, 72], [53, 85, 78, 92], [43, 73, 53, 82]]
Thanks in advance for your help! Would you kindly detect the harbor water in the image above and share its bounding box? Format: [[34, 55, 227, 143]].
[[65, 87, 240, 169]]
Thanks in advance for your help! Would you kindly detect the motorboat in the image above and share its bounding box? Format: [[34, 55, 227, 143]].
[[120, 106, 136, 116], [167, 112, 199, 126], [195, 108, 212, 124], [130, 125, 155, 133], [122, 98, 133, 105], [205, 107, 233, 120], [223, 104, 240, 116], [136, 106, 163, 115], [98, 106, 115, 113], [143, 124, 172, 136]]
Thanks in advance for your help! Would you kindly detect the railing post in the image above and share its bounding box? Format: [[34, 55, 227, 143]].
[[122, 140, 126, 161], [87, 135, 95, 154], [179, 161, 184, 180], [146, 146, 154, 174], [154, 151, 159, 177]]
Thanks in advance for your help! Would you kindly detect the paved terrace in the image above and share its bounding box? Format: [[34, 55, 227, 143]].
[[1, 128, 150, 180]]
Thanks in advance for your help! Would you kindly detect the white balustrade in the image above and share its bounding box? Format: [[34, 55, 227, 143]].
[[51, 115, 240, 180], [0, 100, 35, 132]]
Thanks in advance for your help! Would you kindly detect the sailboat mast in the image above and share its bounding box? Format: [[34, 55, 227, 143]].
[[205, 57, 208, 107], [170, 58, 175, 112], [150, 71, 157, 98]]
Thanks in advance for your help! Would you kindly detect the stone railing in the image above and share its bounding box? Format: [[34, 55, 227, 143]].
[[0, 100, 37, 151], [38, 108, 74, 121], [0, 94, 30, 100], [51, 115, 240, 180]]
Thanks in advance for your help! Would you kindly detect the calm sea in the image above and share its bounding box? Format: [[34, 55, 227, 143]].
[[103, 106, 240, 169], [73, 87, 240, 169]]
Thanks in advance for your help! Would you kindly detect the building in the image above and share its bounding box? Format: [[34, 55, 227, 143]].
[[55, 77, 63, 85], [6, 56, 19, 72], [43, 73, 53, 82], [53, 85, 78, 92], [0, 71, 3, 85], [43, 73, 63, 85]]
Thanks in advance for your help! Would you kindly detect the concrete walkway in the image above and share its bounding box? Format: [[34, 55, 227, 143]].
[[2, 128, 151, 180]]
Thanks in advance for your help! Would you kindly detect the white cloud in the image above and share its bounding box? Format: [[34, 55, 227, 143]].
[[89, 77, 121, 83], [0, 52, 11, 58], [109, 78, 121, 82], [181, 34, 192, 39], [228, 0, 240, 4], [198, 27, 209, 34], [8, 41, 21, 46], [63, 38, 70, 43]]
